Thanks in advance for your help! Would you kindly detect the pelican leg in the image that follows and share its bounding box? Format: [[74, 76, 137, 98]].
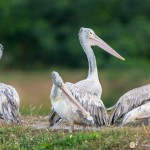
[[69, 121, 75, 132]]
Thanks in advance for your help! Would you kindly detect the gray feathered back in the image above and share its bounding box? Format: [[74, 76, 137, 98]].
[[0, 83, 21, 123], [110, 84, 150, 125]]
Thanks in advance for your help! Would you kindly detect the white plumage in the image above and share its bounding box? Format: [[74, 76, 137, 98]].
[[0, 83, 21, 123], [0, 44, 21, 123], [121, 102, 150, 126], [51, 75, 108, 127]]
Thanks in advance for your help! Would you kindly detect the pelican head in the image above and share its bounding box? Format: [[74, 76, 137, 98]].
[[79, 27, 125, 61], [51, 71, 63, 87], [0, 44, 3, 59]]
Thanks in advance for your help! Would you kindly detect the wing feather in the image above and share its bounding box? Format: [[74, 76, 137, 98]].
[[121, 102, 150, 126], [110, 84, 150, 125], [49, 82, 108, 127], [66, 83, 108, 126], [0, 83, 21, 123], [49, 109, 62, 126]]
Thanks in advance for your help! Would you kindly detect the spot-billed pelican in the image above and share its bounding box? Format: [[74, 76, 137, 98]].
[[49, 27, 125, 128], [51, 71, 95, 131], [109, 84, 150, 125], [0, 44, 21, 124]]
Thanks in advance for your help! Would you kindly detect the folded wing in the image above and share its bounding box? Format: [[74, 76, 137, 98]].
[[110, 84, 150, 125]]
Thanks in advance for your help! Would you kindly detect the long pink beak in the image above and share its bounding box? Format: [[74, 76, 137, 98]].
[[90, 35, 125, 61]]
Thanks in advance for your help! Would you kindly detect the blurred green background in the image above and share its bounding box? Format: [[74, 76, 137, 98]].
[[0, 0, 149, 115]]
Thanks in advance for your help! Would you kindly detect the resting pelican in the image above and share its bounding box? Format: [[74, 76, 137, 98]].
[[0, 44, 21, 124], [109, 84, 150, 125], [51, 71, 95, 131], [121, 102, 150, 126], [49, 27, 125, 129]]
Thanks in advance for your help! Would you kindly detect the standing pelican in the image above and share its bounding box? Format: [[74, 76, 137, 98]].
[[49, 27, 125, 128], [109, 84, 150, 125], [0, 44, 21, 124]]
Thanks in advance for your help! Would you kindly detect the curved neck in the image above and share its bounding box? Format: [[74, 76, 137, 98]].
[[51, 84, 59, 100], [81, 43, 99, 80]]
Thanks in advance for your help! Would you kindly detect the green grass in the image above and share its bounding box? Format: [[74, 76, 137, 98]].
[[21, 105, 50, 116], [0, 125, 150, 149]]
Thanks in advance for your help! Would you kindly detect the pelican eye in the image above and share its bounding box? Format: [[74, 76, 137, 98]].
[[89, 31, 94, 36]]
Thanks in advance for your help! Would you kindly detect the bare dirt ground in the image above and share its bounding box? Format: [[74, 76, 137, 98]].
[[21, 116, 102, 131], [0, 116, 147, 132], [21, 116, 49, 129]]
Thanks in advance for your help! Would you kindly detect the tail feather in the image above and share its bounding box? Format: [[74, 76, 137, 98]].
[[49, 110, 62, 127], [109, 103, 122, 125], [1, 102, 21, 124], [77, 110, 94, 125], [101, 107, 109, 126]]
